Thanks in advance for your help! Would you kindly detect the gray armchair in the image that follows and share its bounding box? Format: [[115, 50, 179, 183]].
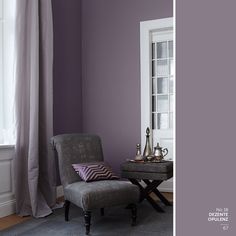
[[51, 134, 139, 235]]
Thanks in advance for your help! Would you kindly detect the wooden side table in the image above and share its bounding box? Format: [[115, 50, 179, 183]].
[[120, 161, 173, 212]]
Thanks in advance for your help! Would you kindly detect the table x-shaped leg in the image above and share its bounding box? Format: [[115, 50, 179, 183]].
[[129, 178, 165, 212], [143, 179, 172, 206]]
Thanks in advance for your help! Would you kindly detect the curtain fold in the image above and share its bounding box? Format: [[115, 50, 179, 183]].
[[14, 0, 56, 218]]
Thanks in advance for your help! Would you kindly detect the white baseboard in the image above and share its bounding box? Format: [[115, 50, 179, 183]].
[[0, 186, 64, 218], [140, 179, 173, 193], [0, 199, 16, 218], [56, 185, 64, 198], [158, 179, 173, 192], [159, 187, 173, 193]]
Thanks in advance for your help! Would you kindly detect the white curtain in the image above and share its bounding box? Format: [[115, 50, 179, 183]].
[[14, 0, 56, 217]]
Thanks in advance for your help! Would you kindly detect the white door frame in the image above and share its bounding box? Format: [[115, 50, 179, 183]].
[[140, 17, 173, 150], [140, 18, 174, 192]]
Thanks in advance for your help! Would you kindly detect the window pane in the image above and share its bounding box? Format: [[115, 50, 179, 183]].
[[157, 113, 168, 129], [169, 59, 174, 76], [157, 42, 167, 58], [157, 59, 168, 76], [168, 40, 173, 58], [152, 78, 157, 94], [152, 43, 156, 59], [170, 95, 174, 112], [152, 96, 156, 112], [0, 0, 2, 19], [0, 0, 16, 145], [170, 112, 173, 129], [157, 77, 168, 94], [0, 22, 2, 72], [152, 60, 156, 77], [157, 95, 168, 112], [152, 113, 157, 129], [169, 76, 174, 93], [0, 22, 3, 143]]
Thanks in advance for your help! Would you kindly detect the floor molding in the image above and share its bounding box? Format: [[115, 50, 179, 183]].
[[56, 185, 64, 198], [0, 199, 16, 218], [0, 186, 63, 218]]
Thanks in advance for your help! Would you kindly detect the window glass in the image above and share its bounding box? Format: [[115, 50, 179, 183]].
[[157, 42, 167, 58], [151, 39, 174, 130], [0, 0, 16, 145]]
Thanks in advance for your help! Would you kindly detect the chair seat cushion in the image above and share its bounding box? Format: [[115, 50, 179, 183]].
[[64, 180, 139, 211]]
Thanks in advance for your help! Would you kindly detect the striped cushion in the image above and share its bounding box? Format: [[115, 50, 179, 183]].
[[72, 162, 119, 182]]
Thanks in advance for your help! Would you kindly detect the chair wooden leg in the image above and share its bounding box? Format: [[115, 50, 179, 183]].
[[84, 211, 91, 235], [126, 204, 137, 226], [64, 200, 70, 221], [130, 204, 137, 226], [100, 208, 104, 216]]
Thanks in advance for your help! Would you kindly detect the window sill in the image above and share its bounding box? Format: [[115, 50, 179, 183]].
[[0, 144, 15, 149]]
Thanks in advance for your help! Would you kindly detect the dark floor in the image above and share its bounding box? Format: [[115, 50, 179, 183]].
[[1, 201, 173, 236]]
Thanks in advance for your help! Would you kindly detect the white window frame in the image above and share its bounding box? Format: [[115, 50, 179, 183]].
[[140, 17, 174, 150], [0, 0, 4, 144], [0, 0, 16, 145]]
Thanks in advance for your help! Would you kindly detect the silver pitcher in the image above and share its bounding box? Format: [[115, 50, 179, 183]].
[[153, 143, 168, 161]]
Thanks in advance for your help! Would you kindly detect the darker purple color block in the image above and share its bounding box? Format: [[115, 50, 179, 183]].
[[52, 0, 83, 135], [52, 0, 172, 174], [81, 0, 173, 174]]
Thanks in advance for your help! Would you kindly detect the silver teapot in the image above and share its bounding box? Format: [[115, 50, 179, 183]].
[[153, 143, 168, 161]]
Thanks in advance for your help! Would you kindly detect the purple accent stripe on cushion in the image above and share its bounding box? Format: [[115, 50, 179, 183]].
[[72, 163, 119, 182]]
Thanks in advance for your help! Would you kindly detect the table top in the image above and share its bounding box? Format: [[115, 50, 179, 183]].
[[120, 160, 173, 180], [121, 160, 173, 173]]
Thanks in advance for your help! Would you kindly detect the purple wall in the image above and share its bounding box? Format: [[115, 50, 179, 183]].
[[81, 0, 173, 174], [52, 0, 83, 135]]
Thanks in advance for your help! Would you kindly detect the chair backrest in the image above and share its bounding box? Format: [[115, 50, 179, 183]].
[[51, 134, 104, 187]]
